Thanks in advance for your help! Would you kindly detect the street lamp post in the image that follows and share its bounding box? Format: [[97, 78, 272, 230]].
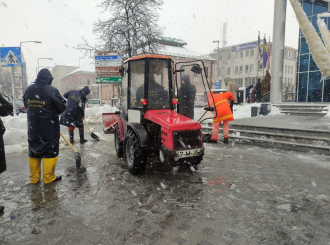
[[213, 40, 220, 88], [37, 58, 53, 74], [20, 41, 41, 95]]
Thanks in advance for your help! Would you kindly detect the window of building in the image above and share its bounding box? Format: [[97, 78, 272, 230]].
[[251, 49, 254, 57], [246, 50, 249, 57], [259, 63, 262, 71], [87, 79, 91, 85], [285, 65, 287, 74], [291, 66, 293, 74], [235, 52, 239, 58], [250, 64, 254, 72], [234, 78, 243, 87], [239, 66, 243, 74], [235, 66, 238, 74], [227, 67, 231, 75], [245, 65, 249, 73], [285, 50, 288, 58], [228, 54, 231, 59], [240, 51, 243, 58]]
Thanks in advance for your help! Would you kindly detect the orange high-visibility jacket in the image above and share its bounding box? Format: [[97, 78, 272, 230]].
[[208, 91, 235, 123]]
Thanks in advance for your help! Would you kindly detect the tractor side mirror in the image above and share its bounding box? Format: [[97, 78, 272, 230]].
[[191, 65, 202, 74], [119, 66, 124, 77]]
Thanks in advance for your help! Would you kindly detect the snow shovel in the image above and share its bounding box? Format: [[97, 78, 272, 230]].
[[84, 119, 100, 141], [60, 132, 82, 171]]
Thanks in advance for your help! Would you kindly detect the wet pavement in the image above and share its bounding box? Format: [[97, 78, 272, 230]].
[[1, 124, 330, 244]]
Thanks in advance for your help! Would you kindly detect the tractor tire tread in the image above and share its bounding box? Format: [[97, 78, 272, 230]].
[[115, 125, 123, 157], [124, 130, 147, 175]]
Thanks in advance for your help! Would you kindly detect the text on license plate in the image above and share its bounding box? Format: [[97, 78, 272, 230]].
[[176, 149, 203, 159]]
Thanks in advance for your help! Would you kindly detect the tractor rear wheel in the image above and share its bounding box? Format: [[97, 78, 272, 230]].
[[114, 125, 123, 157], [124, 130, 147, 175]]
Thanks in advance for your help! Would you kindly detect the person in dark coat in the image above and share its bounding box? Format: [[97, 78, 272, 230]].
[[255, 79, 262, 102], [246, 84, 253, 103], [178, 74, 196, 119], [0, 93, 13, 214], [23, 69, 66, 184], [60, 86, 90, 144]]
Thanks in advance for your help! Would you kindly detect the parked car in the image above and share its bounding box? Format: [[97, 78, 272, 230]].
[[9, 99, 27, 115], [86, 99, 102, 108]]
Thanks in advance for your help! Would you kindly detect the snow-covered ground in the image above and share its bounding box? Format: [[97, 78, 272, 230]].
[[85, 104, 116, 124]]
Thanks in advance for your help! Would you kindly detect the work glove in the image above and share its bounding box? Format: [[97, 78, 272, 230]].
[[204, 107, 215, 111], [230, 101, 234, 113]]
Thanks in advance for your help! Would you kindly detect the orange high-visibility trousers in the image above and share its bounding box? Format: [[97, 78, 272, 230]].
[[212, 120, 230, 141]]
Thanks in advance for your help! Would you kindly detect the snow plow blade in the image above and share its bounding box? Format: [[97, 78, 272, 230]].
[[102, 112, 120, 134]]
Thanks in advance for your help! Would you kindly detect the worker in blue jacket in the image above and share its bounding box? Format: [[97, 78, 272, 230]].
[[23, 69, 66, 184]]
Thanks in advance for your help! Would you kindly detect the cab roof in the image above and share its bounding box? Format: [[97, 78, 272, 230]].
[[123, 54, 172, 64]]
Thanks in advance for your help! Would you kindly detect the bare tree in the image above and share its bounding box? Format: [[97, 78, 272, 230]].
[[78, 0, 164, 58]]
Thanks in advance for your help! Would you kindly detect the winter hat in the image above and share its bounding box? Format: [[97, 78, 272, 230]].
[[37, 69, 53, 84], [224, 77, 232, 85], [81, 86, 90, 96], [182, 74, 190, 84]]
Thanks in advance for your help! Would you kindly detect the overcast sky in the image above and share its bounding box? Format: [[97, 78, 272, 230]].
[[0, 0, 299, 84]]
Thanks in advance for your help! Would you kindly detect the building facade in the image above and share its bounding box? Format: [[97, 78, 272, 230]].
[[296, 0, 330, 102], [50, 65, 79, 93], [210, 41, 298, 99]]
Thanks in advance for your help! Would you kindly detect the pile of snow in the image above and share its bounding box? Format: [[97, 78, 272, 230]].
[[2, 114, 28, 153], [85, 104, 117, 124]]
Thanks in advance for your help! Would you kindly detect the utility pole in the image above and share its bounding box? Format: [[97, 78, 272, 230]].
[[11, 67, 16, 116], [270, 0, 287, 104], [213, 40, 220, 89]]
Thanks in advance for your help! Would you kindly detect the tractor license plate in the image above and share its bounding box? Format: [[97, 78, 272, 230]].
[[176, 149, 203, 159]]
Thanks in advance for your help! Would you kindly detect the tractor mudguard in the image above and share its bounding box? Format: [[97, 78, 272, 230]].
[[127, 123, 151, 147]]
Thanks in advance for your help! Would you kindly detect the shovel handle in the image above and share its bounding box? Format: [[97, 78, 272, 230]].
[[60, 132, 78, 153], [84, 119, 92, 134]]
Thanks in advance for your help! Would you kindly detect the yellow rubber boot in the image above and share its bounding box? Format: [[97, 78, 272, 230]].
[[29, 158, 41, 184], [43, 156, 58, 184]]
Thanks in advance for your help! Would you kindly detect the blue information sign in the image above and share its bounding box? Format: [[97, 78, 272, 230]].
[[0, 47, 21, 67], [95, 55, 122, 61], [215, 81, 220, 89]]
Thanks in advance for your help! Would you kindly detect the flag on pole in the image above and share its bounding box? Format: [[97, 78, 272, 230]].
[[258, 34, 262, 63], [263, 37, 270, 69]]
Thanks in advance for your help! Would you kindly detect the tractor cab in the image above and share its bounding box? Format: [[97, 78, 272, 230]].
[[113, 54, 216, 175]]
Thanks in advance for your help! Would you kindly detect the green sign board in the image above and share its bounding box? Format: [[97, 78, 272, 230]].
[[96, 77, 122, 83]]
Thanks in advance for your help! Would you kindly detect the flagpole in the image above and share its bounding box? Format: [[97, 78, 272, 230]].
[[256, 31, 260, 85]]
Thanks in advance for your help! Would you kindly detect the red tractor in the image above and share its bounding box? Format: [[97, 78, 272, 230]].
[[107, 54, 216, 175]]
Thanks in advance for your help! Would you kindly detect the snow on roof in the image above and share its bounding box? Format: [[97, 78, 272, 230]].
[[157, 45, 215, 60], [61, 62, 95, 80]]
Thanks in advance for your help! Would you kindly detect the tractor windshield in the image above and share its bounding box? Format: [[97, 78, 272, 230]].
[[175, 61, 216, 123], [146, 59, 172, 110]]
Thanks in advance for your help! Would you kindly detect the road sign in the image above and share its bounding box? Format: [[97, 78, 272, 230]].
[[96, 77, 122, 83], [95, 60, 122, 67], [95, 66, 119, 72], [95, 50, 118, 56], [215, 81, 220, 89], [97, 72, 121, 77], [95, 50, 122, 84], [0, 47, 21, 67], [95, 55, 121, 61]]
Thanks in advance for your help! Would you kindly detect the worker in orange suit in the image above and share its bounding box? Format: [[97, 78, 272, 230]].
[[207, 91, 235, 144]]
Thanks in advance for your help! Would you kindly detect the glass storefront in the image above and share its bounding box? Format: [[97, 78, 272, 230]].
[[296, 0, 330, 102]]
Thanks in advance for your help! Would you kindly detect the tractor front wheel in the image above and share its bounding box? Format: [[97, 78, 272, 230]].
[[114, 125, 123, 157], [124, 130, 147, 175]]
